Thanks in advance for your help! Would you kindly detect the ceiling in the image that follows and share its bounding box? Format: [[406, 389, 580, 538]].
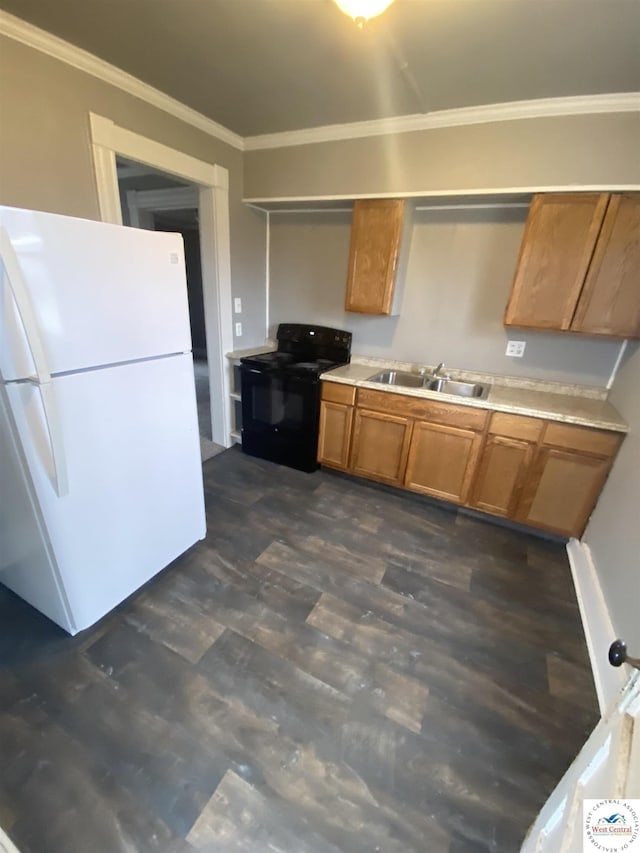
[[3, 0, 639, 138]]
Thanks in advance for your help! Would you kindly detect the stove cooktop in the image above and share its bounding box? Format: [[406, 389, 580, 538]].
[[241, 351, 341, 376]]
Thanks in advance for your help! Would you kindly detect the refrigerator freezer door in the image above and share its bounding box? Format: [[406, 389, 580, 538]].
[[0, 385, 75, 633], [0, 206, 192, 381], [3, 353, 206, 633]]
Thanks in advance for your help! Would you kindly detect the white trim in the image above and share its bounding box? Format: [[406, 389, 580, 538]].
[[0, 10, 244, 151], [244, 93, 640, 150], [89, 114, 234, 447], [607, 340, 628, 390], [198, 184, 234, 446], [90, 114, 228, 189], [1, 11, 637, 155], [265, 211, 270, 338], [566, 538, 628, 715], [91, 143, 121, 225], [244, 185, 640, 208]]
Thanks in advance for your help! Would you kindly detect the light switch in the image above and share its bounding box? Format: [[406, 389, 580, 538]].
[[234, 298, 242, 314], [235, 322, 243, 337]]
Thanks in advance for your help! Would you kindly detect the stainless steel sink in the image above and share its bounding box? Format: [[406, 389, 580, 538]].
[[426, 378, 488, 399], [367, 369, 489, 399], [367, 370, 425, 388]]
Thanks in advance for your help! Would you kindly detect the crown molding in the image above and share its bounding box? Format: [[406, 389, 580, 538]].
[[0, 10, 245, 151], [2, 10, 638, 156], [244, 92, 640, 151]]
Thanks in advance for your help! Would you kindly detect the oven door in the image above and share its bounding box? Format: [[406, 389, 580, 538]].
[[240, 366, 320, 471]]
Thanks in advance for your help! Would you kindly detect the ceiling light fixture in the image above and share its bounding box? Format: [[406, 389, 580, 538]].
[[333, 0, 396, 28]]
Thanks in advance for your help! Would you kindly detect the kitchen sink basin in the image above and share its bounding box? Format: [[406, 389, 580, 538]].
[[367, 370, 425, 388], [367, 369, 489, 399], [425, 378, 488, 399]]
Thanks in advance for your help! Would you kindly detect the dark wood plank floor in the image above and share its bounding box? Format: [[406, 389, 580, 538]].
[[0, 447, 598, 853]]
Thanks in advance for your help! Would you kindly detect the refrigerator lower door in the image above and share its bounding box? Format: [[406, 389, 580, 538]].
[[3, 353, 205, 634], [0, 385, 75, 633]]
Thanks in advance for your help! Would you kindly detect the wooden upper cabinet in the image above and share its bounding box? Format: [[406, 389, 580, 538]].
[[504, 192, 640, 338], [504, 193, 609, 330], [571, 193, 640, 338], [345, 199, 406, 315]]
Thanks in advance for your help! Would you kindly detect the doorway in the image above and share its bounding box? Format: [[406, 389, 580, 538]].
[[116, 159, 224, 462], [89, 112, 234, 450]]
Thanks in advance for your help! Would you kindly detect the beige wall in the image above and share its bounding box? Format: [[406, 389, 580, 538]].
[[245, 113, 640, 200], [584, 344, 640, 651], [0, 36, 267, 346], [269, 208, 623, 386]]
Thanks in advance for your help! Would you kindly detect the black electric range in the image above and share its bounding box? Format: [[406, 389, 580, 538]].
[[240, 323, 352, 472]]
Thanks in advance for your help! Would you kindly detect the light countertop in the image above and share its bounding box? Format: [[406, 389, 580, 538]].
[[226, 344, 275, 360], [321, 360, 627, 433]]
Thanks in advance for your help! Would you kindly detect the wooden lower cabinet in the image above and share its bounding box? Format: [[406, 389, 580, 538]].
[[317, 401, 353, 470], [317, 381, 623, 538], [470, 435, 535, 518], [350, 409, 413, 486], [404, 421, 484, 503], [515, 447, 615, 537]]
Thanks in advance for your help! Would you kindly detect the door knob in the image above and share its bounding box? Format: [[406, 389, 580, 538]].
[[608, 639, 640, 671]]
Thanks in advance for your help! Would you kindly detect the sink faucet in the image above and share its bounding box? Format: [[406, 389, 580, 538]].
[[433, 362, 445, 377]]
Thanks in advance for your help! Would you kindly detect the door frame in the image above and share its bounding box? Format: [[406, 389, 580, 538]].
[[89, 112, 233, 447]]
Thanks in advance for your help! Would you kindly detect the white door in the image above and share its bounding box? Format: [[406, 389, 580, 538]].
[[2, 353, 205, 634], [522, 671, 640, 852], [0, 207, 192, 379]]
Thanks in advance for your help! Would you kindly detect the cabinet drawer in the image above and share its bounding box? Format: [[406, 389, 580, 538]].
[[321, 382, 356, 406], [543, 422, 622, 457], [489, 412, 544, 442], [357, 389, 488, 431]]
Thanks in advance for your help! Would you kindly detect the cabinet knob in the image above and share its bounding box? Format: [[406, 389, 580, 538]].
[[609, 639, 640, 671]]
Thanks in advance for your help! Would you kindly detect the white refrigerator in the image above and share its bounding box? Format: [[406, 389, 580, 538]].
[[0, 205, 206, 635]]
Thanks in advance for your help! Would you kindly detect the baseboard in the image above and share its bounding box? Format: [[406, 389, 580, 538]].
[[566, 538, 627, 715]]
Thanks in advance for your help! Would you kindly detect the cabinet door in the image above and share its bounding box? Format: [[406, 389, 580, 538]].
[[350, 408, 412, 486], [317, 401, 353, 471], [345, 199, 405, 315], [571, 193, 640, 338], [470, 435, 534, 517], [504, 193, 609, 330], [515, 447, 613, 537], [404, 421, 484, 504]]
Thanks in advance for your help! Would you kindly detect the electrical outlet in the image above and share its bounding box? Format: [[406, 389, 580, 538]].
[[234, 297, 242, 314], [235, 322, 243, 337], [505, 340, 526, 357]]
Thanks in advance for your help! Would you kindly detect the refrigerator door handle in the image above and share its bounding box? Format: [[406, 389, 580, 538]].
[[1, 227, 69, 497], [35, 380, 70, 497]]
